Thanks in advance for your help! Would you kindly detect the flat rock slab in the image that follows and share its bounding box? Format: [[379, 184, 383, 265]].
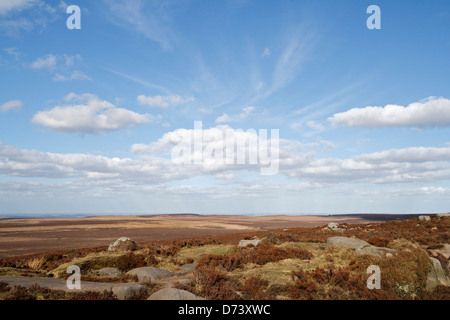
[[427, 257, 450, 291], [179, 264, 197, 273], [126, 267, 175, 282], [148, 288, 205, 300], [238, 239, 261, 247], [0, 276, 146, 300], [96, 267, 123, 278], [327, 237, 370, 250], [356, 246, 398, 257]]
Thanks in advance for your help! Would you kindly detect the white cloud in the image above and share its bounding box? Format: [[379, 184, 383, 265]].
[[131, 124, 280, 174], [53, 71, 92, 82], [30, 54, 57, 70], [329, 97, 450, 128], [283, 145, 450, 184], [32, 93, 152, 134], [215, 113, 232, 124], [0, 100, 22, 112], [0, 142, 193, 184], [30, 53, 91, 81], [137, 95, 195, 108]]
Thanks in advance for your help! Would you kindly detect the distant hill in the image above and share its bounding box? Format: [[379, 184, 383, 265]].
[[329, 213, 426, 221]]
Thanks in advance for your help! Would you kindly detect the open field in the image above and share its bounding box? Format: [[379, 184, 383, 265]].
[[0, 214, 415, 258], [0, 214, 448, 300]]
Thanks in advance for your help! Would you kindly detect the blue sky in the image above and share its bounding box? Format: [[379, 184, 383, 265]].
[[0, 0, 449, 215]]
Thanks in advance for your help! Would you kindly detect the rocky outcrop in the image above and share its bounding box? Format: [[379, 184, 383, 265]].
[[107, 237, 138, 252], [148, 288, 205, 300], [327, 222, 344, 231], [238, 239, 261, 247], [327, 236, 398, 257], [179, 263, 197, 273], [96, 267, 122, 278], [327, 237, 370, 250], [126, 267, 174, 282], [426, 257, 450, 291], [356, 246, 397, 258], [111, 283, 148, 300], [437, 213, 450, 219]]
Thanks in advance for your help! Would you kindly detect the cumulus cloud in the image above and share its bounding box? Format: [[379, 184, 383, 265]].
[[329, 97, 450, 128], [0, 100, 22, 112], [32, 93, 152, 134], [137, 95, 195, 108], [131, 124, 280, 175]]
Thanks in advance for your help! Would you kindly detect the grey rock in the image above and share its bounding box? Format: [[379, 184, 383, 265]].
[[126, 267, 174, 282], [327, 222, 344, 231], [179, 263, 197, 273], [326, 237, 370, 250], [356, 246, 398, 257], [148, 288, 205, 300], [108, 237, 137, 252], [418, 215, 431, 222], [96, 267, 122, 278], [111, 283, 148, 300], [429, 244, 450, 260], [437, 213, 450, 219], [238, 239, 261, 247], [426, 257, 450, 291]]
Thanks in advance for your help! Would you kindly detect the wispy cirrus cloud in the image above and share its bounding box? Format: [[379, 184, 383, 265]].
[[0, 0, 37, 15], [0, 100, 22, 112], [102, 0, 176, 50], [53, 71, 92, 82], [0, 0, 65, 36], [137, 95, 195, 108]]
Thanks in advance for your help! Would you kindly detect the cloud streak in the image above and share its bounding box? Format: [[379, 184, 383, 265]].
[[0, 100, 22, 112]]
